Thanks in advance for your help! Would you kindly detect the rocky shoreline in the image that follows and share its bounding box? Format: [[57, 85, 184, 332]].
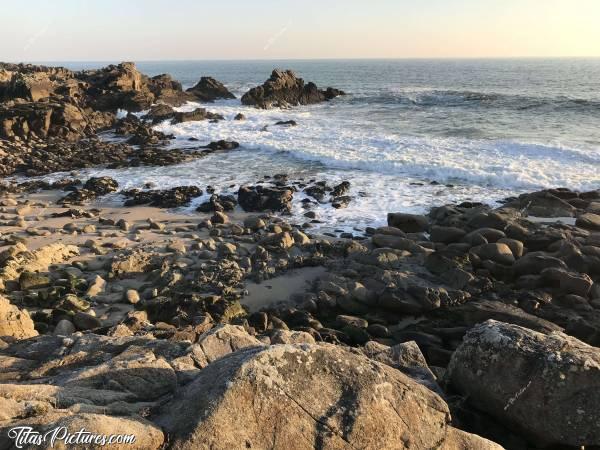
[[0, 61, 599, 449]]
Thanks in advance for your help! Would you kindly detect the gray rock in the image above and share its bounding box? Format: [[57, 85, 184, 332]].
[[448, 320, 600, 447], [387, 213, 429, 232], [157, 343, 491, 449]]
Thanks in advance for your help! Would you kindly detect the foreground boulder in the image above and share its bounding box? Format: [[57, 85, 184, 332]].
[[448, 320, 600, 448], [157, 343, 498, 450], [186, 76, 235, 102], [241, 69, 345, 109]]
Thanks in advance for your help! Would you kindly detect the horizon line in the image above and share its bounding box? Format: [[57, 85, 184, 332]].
[[9, 55, 600, 64]]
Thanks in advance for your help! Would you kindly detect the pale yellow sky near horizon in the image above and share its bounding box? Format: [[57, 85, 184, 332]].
[[0, 0, 599, 61]]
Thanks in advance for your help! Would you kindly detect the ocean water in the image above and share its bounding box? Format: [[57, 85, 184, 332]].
[[50, 59, 600, 231]]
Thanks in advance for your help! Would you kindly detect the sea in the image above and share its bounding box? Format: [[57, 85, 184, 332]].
[[44, 59, 600, 232]]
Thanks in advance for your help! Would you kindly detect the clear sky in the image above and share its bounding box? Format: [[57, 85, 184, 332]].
[[2, 0, 599, 61]]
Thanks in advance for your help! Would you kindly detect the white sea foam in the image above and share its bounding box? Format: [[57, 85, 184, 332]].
[[35, 97, 600, 232]]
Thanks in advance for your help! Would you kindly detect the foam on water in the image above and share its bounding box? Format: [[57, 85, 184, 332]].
[[31, 58, 600, 232], [34, 95, 600, 232]]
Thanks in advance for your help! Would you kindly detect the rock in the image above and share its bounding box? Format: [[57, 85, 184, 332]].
[[203, 140, 239, 151], [86, 275, 106, 297], [372, 234, 428, 254], [145, 103, 176, 123], [259, 231, 294, 250], [80, 62, 152, 110], [506, 190, 577, 217], [123, 186, 202, 208], [512, 252, 567, 276], [436, 300, 562, 334], [73, 311, 102, 330], [233, 112, 245, 120], [157, 343, 481, 450], [448, 320, 600, 448], [18, 271, 51, 290], [430, 226, 467, 244], [576, 212, 600, 231], [497, 237, 524, 258], [4, 71, 54, 101], [53, 319, 76, 335], [274, 120, 297, 126], [83, 176, 119, 196], [193, 324, 263, 365], [171, 108, 224, 124], [9, 413, 165, 450], [243, 216, 266, 230], [238, 185, 293, 212], [541, 268, 593, 297], [379, 286, 444, 314], [465, 227, 505, 243], [211, 211, 229, 224], [0, 295, 37, 339], [442, 428, 504, 450], [270, 330, 316, 345], [125, 289, 140, 304], [0, 243, 79, 286], [387, 213, 429, 232], [186, 76, 235, 102], [362, 340, 440, 394], [0, 101, 91, 142], [470, 243, 515, 265], [241, 69, 345, 109]]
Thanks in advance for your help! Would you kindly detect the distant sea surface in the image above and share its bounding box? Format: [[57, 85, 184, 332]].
[[45, 59, 600, 230]]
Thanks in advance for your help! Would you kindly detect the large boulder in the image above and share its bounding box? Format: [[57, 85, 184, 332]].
[[0, 295, 38, 340], [186, 76, 235, 102], [241, 69, 344, 109], [448, 320, 600, 448], [157, 343, 495, 449]]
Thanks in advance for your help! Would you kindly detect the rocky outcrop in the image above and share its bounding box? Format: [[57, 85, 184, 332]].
[[79, 62, 154, 111], [186, 76, 235, 102], [448, 320, 600, 448], [241, 69, 345, 109], [157, 343, 494, 450], [0, 101, 109, 142], [0, 295, 37, 339]]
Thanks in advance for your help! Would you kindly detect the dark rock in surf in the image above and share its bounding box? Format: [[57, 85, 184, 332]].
[[238, 185, 294, 213], [186, 76, 236, 102], [241, 69, 345, 109], [171, 108, 224, 124], [122, 186, 203, 208]]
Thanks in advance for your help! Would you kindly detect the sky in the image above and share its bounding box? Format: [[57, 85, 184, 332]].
[[1, 0, 599, 61]]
